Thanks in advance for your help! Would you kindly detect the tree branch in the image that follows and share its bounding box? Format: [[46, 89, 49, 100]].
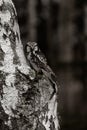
[[0, 0, 59, 129]]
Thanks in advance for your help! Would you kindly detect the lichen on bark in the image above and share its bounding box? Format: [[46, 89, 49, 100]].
[[0, 0, 59, 130]]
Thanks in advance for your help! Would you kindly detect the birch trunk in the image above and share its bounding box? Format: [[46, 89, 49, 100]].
[[0, 0, 59, 130]]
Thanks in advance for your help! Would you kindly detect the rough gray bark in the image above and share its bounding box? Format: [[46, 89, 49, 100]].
[[0, 0, 59, 130]]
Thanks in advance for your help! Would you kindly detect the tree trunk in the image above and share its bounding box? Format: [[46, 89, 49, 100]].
[[0, 0, 59, 130]]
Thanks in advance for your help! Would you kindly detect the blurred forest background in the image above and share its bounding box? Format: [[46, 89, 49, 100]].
[[13, 0, 87, 130]]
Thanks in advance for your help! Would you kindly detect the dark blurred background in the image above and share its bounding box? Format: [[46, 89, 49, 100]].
[[13, 0, 87, 129]]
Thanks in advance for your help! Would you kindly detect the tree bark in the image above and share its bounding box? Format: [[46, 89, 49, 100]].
[[0, 0, 59, 130]]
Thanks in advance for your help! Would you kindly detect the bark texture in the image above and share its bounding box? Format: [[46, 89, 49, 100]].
[[0, 0, 59, 130]]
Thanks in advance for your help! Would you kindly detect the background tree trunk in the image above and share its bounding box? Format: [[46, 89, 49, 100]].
[[0, 0, 59, 130]]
